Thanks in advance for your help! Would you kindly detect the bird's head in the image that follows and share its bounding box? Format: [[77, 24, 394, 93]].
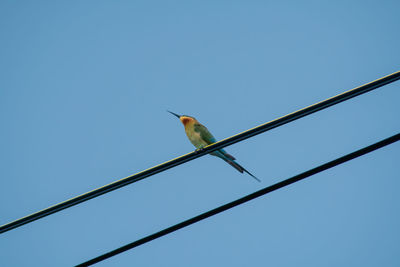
[[167, 111, 196, 126]]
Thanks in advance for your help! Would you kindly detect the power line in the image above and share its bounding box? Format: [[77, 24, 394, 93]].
[[1, 71, 399, 234], [76, 133, 400, 267]]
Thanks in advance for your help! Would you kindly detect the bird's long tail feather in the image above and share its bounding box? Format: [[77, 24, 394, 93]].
[[223, 158, 261, 182], [211, 150, 260, 182]]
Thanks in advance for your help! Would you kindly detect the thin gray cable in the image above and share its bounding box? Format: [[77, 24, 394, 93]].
[[1, 70, 399, 234], [76, 133, 400, 266]]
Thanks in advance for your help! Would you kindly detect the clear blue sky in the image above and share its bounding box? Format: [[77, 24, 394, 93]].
[[1, 1, 399, 266]]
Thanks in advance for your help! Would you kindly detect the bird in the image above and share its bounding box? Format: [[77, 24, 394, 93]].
[[168, 111, 260, 182]]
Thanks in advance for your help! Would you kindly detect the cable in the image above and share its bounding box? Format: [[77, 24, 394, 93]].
[[1, 71, 399, 234], [76, 133, 400, 266]]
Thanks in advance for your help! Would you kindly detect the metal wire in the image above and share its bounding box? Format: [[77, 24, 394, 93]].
[[1, 70, 399, 234], [76, 133, 400, 266]]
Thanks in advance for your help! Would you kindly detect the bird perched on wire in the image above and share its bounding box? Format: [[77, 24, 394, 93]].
[[168, 111, 260, 182]]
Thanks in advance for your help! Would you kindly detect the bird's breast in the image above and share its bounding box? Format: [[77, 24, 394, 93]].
[[185, 126, 207, 149]]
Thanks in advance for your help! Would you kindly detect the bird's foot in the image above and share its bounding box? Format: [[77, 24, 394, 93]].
[[195, 147, 205, 154]]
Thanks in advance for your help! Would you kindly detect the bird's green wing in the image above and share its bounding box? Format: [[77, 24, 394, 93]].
[[194, 123, 238, 161], [194, 123, 217, 145]]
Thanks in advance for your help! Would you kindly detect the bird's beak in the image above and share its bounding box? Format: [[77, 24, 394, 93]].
[[167, 110, 181, 119]]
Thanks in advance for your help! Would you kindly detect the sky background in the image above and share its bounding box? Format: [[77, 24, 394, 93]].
[[1, 1, 399, 266]]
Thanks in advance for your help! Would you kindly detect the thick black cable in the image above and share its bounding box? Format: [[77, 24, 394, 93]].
[[1, 71, 399, 234], [76, 133, 400, 266]]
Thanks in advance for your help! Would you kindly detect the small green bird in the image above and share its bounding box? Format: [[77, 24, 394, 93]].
[[168, 111, 260, 182]]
